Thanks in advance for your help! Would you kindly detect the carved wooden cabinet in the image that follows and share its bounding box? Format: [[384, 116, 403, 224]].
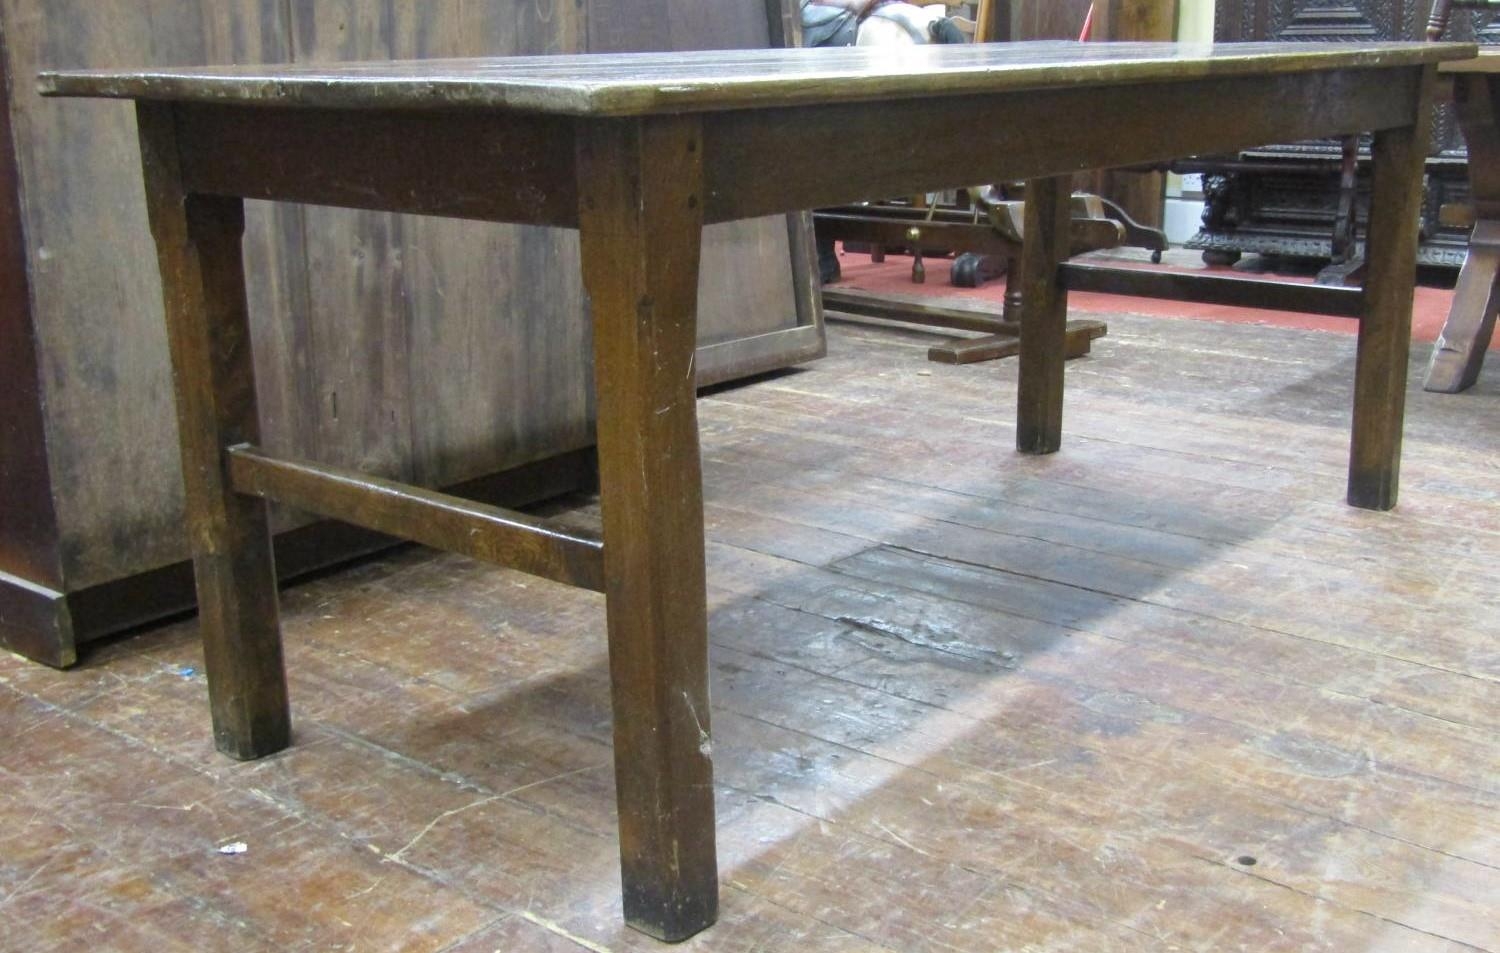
[[0, 0, 822, 667], [1196, 0, 1490, 269]]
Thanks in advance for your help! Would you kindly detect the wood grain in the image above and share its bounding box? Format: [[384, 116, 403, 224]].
[[226, 445, 605, 593], [1, 0, 296, 589], [699, 67, 1425, 224], [0, 23, 63, 594], [39, 41, 1475, 115], [576, 114, 717, 941], [0, 0, 821, 667], [137, 101, 289, 760], [4, 313, 1496, 953], [1349, 66, 1438, 509], [1060, 261, 1366, 316], [1425, 70, 1500, 392], [1016, 176, 1073, 454]]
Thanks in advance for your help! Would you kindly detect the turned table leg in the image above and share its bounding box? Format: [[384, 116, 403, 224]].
[[576, 114, 718, 942], [1016, 176, 1074, 454], [1350, 70, 1435, 510], [137, 103, 290, 759]]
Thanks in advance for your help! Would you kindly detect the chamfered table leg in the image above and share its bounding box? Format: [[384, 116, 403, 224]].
[[1349, 69, 1436, 510], [576, 114, 718, 942], [137, 103, 290, 760], [1016, 176, 1074, 454]]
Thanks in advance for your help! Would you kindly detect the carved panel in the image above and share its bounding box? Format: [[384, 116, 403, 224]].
[[1218, 0, 1422, 42], [1272, 3, 1387, 40], [1204, 0, 1467, 270]]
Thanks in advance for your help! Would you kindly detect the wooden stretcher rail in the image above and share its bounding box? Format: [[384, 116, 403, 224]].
[[820, 287, 1008, 333], [226, 445, 605, 593], [820, 287, 1107, 364], [1059, 262, 1366, 317], [815, 211, 1124, 257]]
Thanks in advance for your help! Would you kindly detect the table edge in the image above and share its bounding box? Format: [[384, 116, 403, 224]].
[[37, 42, 1477, 118]]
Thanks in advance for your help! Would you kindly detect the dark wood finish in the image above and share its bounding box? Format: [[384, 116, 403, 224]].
[[0, 23, 71, 665], [1091, 1, 1177, 230], [1350, 68, 1439, 510], [1060, 261, 1367, 316], [176, 104, 580, 228], [1017, 176, 1074, 454], [0, 29, 60, 593], [0, 579, 72, 668], [822, 287, 1014, 334], [815, 207, 1125, 259], [582, 0, 825, 382], [1203, 0, 1477, 272], [819, 286, 1108, 363], [929, 319, 1107, 364], [136, 102, 289, 761], [66, 447, 601, 641], [700, 66, 1424, 223], [41, 38, 1463, 939], [1427, 217, 1500, 389], [40, 42, 1454, 112], [1432, 0, 1455, 39], [227, 446, 605, 593], [11, 314, 1499, 953], [1010, 0, 1176, 228], [576, 114, 717, 941], [0, 0, 823, 669], [1426, 58, 1500, 390], [814, 200, 1123, 345]]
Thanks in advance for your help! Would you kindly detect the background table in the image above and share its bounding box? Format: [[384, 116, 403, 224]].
[[40, 39, 1472, 941], [1426, 49, 1500, 392]]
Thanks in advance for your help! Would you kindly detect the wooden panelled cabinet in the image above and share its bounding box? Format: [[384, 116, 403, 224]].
[[0, 0, 823, 668], [1197, 0, 1494, 269]]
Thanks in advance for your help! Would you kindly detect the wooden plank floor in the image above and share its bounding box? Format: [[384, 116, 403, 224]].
[[3, 313, 1498, 952]]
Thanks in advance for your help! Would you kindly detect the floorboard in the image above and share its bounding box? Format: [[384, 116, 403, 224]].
[[3, 313, 1497, 952]]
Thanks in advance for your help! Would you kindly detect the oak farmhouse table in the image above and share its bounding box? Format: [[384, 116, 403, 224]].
[[39, 39, 1474, 941]]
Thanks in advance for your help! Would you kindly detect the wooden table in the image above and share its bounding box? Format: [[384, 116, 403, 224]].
[[1426, 50, 1500, 393], [39, 39, 1471, 941]]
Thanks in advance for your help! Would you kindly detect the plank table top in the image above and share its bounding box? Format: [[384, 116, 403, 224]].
[[39, 40, 1474, 116]]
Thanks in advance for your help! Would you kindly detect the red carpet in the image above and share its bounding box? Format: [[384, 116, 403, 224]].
[[828, 247, 1482, 348]]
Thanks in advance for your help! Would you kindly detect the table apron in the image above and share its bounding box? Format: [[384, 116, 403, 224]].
[[172, 103, 581, 228], [165, 65, 1423, 232], [701, 66, 1425, 224]]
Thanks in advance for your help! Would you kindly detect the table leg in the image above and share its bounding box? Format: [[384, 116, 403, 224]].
[[136, 103, 290, 759], [1017, 176, 1074, 454], [576, 115, 718, 942], [1349, 71, 1435, 510]]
